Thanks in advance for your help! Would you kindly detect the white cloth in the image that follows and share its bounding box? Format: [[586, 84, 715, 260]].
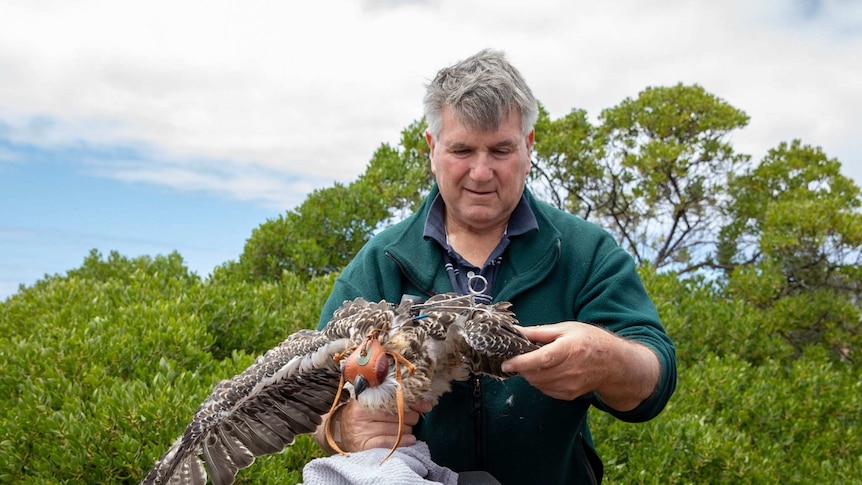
[[301, 441, 459, 485]]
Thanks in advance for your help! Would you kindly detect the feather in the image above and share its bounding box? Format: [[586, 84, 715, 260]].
[[142, 293, 538, 485]]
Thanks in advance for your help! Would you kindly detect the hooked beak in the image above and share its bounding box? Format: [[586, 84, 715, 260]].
[[353, 374, 369, 396]]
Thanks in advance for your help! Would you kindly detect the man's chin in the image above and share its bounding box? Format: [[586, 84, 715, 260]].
[[459, 210, 507, 229]]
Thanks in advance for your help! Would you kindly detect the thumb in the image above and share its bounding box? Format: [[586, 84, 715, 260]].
[[502, 325, 563, 373], [515, 323, 566, 344]]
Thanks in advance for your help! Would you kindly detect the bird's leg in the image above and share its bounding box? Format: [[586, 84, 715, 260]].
[[379, 351, 417, 464]]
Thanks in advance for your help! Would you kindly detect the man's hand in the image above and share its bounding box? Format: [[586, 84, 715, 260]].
[[501, 322, 660, 411], [315, 399, 433, 454]]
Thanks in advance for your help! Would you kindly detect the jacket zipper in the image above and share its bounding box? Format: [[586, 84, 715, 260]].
[[387, 250, 488, 470], [576, 433, 600, 485], [471, 375, 485, 470]]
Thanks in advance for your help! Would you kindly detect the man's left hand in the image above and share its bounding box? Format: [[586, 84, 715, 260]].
[[501, 322, 659, 411]]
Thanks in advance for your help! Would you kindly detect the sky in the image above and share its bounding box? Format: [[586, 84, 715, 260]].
[[1, 0, 860, 300]]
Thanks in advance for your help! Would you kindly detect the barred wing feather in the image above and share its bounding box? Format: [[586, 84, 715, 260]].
[[141, 295, 538, 485], [141, 299, 390, 485]]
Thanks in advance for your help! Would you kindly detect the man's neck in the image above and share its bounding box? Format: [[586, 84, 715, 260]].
[[445, 220, 508, 268]]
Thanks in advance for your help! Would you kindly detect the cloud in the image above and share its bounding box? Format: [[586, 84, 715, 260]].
[[0, 0, 859, 209], [82, 156, 321, 210]]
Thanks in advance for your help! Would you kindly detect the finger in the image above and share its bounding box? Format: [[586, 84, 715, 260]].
[[502, 352, 539, 373], [502, 343, 564, 373], [515, 323, 567, 343], [410, 399, 433, 414], [352, 407, 403, 423], [397, 433, 417, 448], [363, 432, 417, 451], [402, 409, 423, 426]]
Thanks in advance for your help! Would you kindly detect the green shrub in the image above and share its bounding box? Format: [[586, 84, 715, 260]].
[[201, 266, 336, 359], [594, 353, 862, 483], [0, 251, 334, 483], [1, 251, 859, 483], [640, 268, 795, 366]]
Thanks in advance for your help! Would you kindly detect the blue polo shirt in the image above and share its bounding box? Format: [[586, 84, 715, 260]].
[[422, 192, 538, 304]]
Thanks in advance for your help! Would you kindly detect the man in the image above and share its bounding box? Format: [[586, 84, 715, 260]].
[[313, 49, 676, 484]]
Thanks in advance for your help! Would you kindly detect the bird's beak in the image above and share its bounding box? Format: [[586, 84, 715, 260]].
[[353, 375, 369, 396]]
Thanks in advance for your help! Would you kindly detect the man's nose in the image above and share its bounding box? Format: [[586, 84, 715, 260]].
[[470, 153, 494, 182]]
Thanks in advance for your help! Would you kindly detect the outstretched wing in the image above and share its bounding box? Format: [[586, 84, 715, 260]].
[[141, 298, 393, 485]]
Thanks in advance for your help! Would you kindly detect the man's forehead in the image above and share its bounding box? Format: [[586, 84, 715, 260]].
[[444, 137, 519, 149], [439, 110, 523, 144]]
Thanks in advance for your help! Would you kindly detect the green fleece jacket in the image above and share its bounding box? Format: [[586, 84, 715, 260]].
[[318, 185, 677, 484]]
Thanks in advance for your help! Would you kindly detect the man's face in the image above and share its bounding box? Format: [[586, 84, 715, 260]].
[[426, 106, 534, 233]]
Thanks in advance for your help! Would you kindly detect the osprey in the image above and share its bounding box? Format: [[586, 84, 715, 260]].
[[141, 292, 539, 485]]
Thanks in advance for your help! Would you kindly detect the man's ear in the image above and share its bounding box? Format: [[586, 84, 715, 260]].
[[426, 131, 437, 173], [425, 131, 435, 152]]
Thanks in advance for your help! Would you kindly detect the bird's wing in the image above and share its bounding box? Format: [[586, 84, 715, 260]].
[[141, 297, 394, 485], [406, 294, 539, 378], [457, 300, 541, 377]]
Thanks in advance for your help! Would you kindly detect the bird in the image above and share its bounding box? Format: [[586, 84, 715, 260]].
[[141, 291, 539, 485]]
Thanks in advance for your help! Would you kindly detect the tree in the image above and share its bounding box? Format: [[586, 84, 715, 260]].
[[591, 83, 750, 272], [529, 104, 603, 218], [239, 121, 431, 282], [719, 140, 862, 360], [358, 119, 433, 223], [531, 84, 750, 272]]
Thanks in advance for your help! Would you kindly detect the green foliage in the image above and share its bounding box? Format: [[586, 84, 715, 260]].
[[531, 84, 751, 272], [595, 353, 862, 484], [359, 119, 434, 218], [239, 120, 431, 283], [530, 103, 603, 217], [0, 251, 333, 483], [200, 264, 336, 360], [2, 84, 861, 484], [639, 267, 795, 366], [238, 181, 388, 281], [720, 140, 862, 269], [720, 140, 862, 360], [595, 84, 750, 271]]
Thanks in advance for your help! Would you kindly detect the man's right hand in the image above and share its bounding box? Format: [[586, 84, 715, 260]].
[[315, 399, 432, 453]]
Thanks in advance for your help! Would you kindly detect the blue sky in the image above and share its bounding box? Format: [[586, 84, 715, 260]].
[[1, 0, 861, 300], [0, 138, 278, 297]]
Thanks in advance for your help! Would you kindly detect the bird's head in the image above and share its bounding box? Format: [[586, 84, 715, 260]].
[[342, 330, 390, 397]]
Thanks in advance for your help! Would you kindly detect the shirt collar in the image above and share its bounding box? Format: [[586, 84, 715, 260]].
[[422, 192, 538, 248]]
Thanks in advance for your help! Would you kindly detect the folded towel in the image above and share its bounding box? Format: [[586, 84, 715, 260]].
[[301, 441, 459, 485]]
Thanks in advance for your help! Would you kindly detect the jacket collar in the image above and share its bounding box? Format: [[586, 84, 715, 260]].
[[385, 184, 561, 301]]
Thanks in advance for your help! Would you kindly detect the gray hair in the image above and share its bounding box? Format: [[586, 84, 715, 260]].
[[423, 49, 538, 140]]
